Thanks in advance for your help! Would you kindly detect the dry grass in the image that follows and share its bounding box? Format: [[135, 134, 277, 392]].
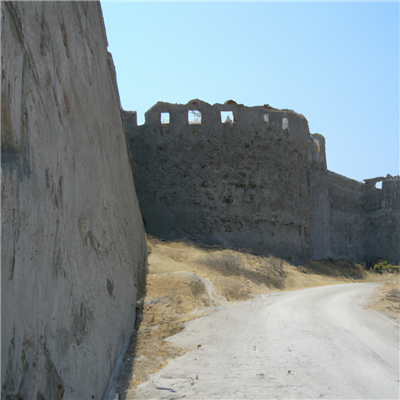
[[367, 274, 400, 322], [114, 236, 397, 399]]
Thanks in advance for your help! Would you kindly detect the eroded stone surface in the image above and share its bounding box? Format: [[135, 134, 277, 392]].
[[1, 2, 147, 399], [123, 100, 399, 265], [124, 101, 313, 264]]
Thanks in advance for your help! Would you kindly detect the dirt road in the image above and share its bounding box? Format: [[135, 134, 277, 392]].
[[129, 283, 399, 399]]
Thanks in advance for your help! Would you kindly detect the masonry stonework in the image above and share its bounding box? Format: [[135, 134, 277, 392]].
[[1, 2, 147, 399], [123, 100, 399, 266], [363, 177, 400, 266], [125, 100, 312, 264]]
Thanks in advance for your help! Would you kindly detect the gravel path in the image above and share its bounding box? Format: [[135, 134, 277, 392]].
[[129, 283, 399, 399]]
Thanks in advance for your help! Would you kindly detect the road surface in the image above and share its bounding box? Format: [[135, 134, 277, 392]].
[[129, 283, 399, 399]]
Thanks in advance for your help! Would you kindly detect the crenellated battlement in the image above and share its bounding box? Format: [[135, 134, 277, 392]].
[[123, 101, 399, 265], [140, 99, 302, 129]]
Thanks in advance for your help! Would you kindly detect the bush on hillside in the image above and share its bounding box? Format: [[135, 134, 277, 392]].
[[373, 260, 400, 273]]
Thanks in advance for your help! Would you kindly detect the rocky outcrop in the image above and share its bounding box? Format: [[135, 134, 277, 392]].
[[1, 2, 147, 399]]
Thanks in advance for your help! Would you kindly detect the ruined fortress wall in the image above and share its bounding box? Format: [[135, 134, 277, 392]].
[[1, 2, 147, 399], [124, 100, 398, 267], [324, 172, 399, 264], [362, 185, 385, 263], [326, 171, 364, 261], [363, 178, 400, 265], [308, 134, 331, 259], [124, 100, 314, 264], [381, 178, 400, 265]]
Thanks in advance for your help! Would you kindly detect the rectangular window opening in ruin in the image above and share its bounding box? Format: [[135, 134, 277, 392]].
[[282, 117, 289, 129], [376, 181, 382, 189], [160, 112, 170, 125], [188, 110, 202, 124], [221, 111, 234, 124]]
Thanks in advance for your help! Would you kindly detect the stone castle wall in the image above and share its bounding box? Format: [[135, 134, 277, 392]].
[[1, 2, 147, 399], [326, 171, 364, 261], [123, 100, 399, 265], [308, 133, 331, 259], [363, 177, 400, 265], [125, 100, 313, 264]]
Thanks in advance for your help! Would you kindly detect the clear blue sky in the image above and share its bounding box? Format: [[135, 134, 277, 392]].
[[100, 1, 399, 183]]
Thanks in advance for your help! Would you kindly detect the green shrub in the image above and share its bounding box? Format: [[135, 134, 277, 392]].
[[373, 260, 400, 272]]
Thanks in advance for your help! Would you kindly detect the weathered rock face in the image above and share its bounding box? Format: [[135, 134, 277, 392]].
[[1, 2, 147, 399], [124, 100, 313, 264]]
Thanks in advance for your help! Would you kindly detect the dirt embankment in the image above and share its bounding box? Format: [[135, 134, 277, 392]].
[[112, 237, 399, 399], [367, 276, 400, 322]]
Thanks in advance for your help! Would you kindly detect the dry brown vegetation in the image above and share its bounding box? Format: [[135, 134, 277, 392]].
[[367, 275, 400, 322], [113, 236, 398, 399]]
